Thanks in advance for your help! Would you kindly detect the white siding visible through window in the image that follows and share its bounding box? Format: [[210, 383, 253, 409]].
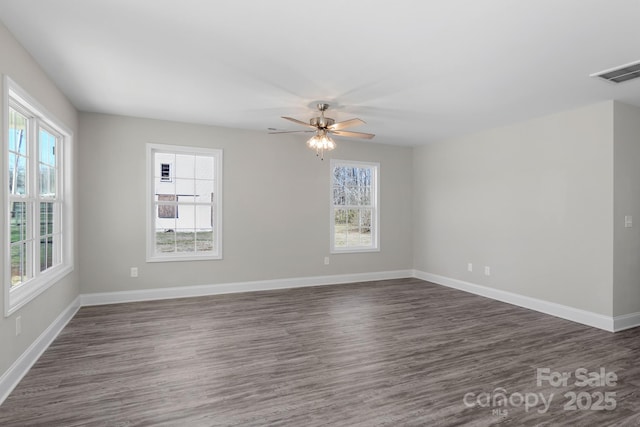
[[330, 160, 380, 253], [146, 144, 222, 262]]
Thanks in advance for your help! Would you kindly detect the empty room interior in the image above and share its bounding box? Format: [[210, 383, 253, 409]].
[[2, 1, 640, 425]]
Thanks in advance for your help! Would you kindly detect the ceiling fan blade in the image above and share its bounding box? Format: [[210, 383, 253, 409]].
[[331, 130, 375, 140], [269, 130, 315, 134], [328, 118, 366, 131], [282, 116, 315, 129]]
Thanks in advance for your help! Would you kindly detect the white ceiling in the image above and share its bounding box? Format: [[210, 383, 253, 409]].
[[1, 0, 640, 146]]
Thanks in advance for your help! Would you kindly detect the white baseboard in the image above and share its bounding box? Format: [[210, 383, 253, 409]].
[[80, 270, 414, 306], [412, 270, 616, 332], [0, 296, 81, 405], [613, 312, 640, 332]]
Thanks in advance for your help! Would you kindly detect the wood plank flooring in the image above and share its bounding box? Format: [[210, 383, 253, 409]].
[[1, 278, 640, 426]]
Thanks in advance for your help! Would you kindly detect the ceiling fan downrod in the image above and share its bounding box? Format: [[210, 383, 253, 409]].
[[310, 104, 335, 129]]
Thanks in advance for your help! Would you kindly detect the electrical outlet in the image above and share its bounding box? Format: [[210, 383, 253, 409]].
[[130, 267, 138, 278], [324, 257, 330, 265], [467, 263, 473, 272], [625, 215, 633, 228], [484, 266, 491, 276], [16, 316, 21, 336]]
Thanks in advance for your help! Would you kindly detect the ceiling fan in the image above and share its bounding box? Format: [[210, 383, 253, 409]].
[[270, 103, 375, 159]]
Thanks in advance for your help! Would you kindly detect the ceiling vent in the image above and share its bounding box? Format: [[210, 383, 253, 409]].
[[591, 60, 640, 84]]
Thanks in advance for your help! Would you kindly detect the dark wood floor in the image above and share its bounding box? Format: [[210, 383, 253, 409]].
[[1, 278, 639, 426]]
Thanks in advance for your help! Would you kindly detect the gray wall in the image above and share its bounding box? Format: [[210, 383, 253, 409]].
[[78, 113, 413, 294], [613, 102, 640, 316], [413, 102, 615, 316], [0, 22, 79, 377]]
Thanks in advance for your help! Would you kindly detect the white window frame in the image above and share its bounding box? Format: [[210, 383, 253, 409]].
[[146, 143, 223, 262], [330, 159, 380, 254], [3, 76, 74, 316]]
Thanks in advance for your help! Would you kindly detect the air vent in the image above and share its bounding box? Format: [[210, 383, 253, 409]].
[[591, 60, 640, 84]]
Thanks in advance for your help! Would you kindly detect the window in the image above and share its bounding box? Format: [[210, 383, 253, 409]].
[[4, 77, 73, 316], [160, 163, 172, 182], [147, 143, 222, 262], [330, 160, 379, 253]]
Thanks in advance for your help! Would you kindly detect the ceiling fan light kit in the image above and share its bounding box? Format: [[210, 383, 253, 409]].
[[270, 103, 375, 160], [306, 129, 336, 160]]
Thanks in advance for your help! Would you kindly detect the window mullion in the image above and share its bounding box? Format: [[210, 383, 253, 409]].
[[31, 118, 41, 278]]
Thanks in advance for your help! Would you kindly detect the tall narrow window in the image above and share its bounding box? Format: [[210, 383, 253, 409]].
[[330, 160, 379, 253], [4, 77, 73, 315], [147, 144, 222, 262]]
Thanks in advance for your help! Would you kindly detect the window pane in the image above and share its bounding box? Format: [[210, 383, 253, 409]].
[[10, 202, 27, 243], [39, 129, 57, 166], [157, 197, 178, 219], [347, 227, 361, 246], [175, 154, 195, 179], [195, 205, 213, 229], [362, 186, 371, 205], [155, 153, 175, 177], [347, 209, 360, 226], [333, 186, 345, 205], [8, 153, 27, 195], [195, 156, 214, 180], [334, 208, 347, 247], [40, 166, 57, 197], [39, 130, 48, 162], [155, 230, 176, 253], [195, 180, 214, 203], [357, 168, 371, 186], [196, 230, 214, 252], [175, 230, 196, 253], [346, 186, 359, 205], [175, 178, 195, 202], [40, 237, 54, 272], [155, 178, 176, 196], [176, 204, 195, 228], [49, 166, 57, 197], [11, 242, 30, 286], [361, 209, 372, 229], [50, 135, 57, 167], [39, 165, 48, 195], [361, 229, 372, 246], [334, 227, 347, 247], [9, 108, 28, 154], [40, 202, 55, 235]]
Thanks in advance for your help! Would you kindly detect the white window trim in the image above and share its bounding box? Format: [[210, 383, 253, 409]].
[[3, 76, 74, 316], [146, 143, 223, 262], [329, 159, 380, 254]]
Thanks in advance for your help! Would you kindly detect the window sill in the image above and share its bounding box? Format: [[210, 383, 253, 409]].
[[146, 253, 222, 263], [330, 247, 380, 254], [5, 264, 74, 317]]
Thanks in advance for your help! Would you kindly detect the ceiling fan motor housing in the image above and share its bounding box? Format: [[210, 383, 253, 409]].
[[310, 116, 335, 128]]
